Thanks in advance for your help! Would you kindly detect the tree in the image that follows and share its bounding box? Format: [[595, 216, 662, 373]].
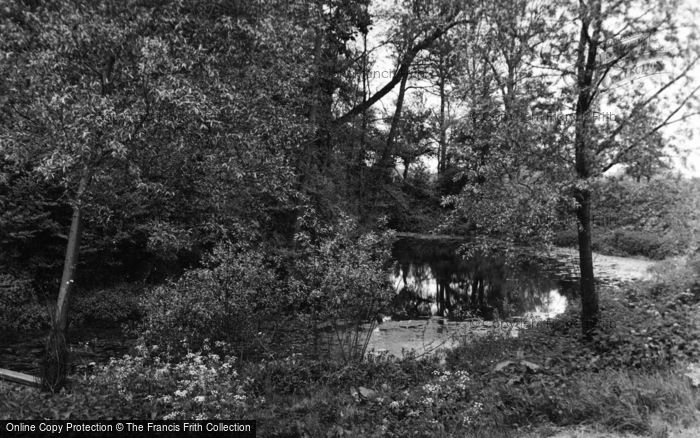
[[445, 0, 568, 233], [334, 0, 476, 125], [1, 1, 159, 389], [394, 104, 434, 180], [563, 0, 699, 335], [443, 0, 699, 336], [1, 0, 315, 389]]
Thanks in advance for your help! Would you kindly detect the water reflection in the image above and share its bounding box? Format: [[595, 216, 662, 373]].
[[316, 238, 583, 360], [357, 238, 582, 358], [390, 237, 578, 321]]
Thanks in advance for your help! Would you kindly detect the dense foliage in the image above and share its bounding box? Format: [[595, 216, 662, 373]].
[[1, 0, 700, 434], [554, 175, 700, 259], [137, 216, 393, 362], [1, 0, 697, 304]]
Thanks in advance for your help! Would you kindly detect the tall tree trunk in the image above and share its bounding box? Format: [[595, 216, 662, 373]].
[[438, 70, 447, 176], [358, 31, 369, 220], [43, 172, 89, 391], [575, 185, 597, 334], [574, 1, 601, 337], [382, 69, 409, 172]]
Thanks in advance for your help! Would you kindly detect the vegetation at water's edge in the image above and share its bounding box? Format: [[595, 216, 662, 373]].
[[552, 176, 700, 260], [3, 253, 700, 436]]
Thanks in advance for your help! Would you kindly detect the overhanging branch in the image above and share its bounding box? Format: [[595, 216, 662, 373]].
[[333, 17, 473, 125]]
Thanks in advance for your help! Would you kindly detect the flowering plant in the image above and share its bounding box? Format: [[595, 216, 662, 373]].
[[87, 341, 261, 420]]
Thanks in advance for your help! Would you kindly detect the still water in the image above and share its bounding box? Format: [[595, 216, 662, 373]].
[[363, 236, 580, 358]]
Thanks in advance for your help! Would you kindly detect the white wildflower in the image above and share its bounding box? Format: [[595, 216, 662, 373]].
[[422, 383, 440, 394], [163, 411, 180, 420]]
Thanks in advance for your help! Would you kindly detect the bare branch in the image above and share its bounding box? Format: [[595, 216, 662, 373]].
[[597, 55, 700, 161]]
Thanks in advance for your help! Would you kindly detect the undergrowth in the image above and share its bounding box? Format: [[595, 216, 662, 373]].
[[3, 254, 700, 437]]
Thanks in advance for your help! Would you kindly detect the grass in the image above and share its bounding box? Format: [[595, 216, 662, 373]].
[[475, 367, 699, 434]]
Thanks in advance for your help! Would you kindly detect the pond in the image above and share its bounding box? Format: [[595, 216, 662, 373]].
[[389, 236, 579, 321], [360, 235, 582, 358]]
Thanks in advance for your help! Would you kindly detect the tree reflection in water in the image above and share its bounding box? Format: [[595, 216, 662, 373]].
[[390, 237, 578, 321]]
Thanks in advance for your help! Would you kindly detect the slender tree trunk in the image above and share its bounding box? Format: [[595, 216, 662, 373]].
[[573, 0, 601, 337], [43, 172, 89, 391], [575, 186, 597, 334], [382, 69, 409, 172], [574, 118, 598, 336], [438, 72, 447, 176], [358, 31, 369, 219]]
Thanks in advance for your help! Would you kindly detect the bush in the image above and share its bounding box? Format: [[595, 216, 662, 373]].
[[553, 227, 679, 259], [291, 215, 395, 362], [244, 351, 440, 397], [605, 229, 671, 259], [0, 273, 49, 332], [442, 272, 700, 434], [139, 214, 395, 364], [592, 175, 699, 257], [70, 283, 143, 327], [552, 229, 578, 248], [468, 368, 700, 434], [139, 245, 284, 360]]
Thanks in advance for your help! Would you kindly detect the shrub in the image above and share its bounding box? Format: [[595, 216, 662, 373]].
[[585, 255, 700, 369], [244, 354, 332, 395], [70, 283, 143, 327], [139, 245, 284, 360], [607, 229, 669, 259], [244, 351, 440, 397], [0, 273, 49, 332], [649, 252, 700, 291], [552, 228, 578, 248], [291, 215, 395, 363], [556, 227, 675, 259], [591, 175, 699, 257], [139, 215, 395, 363]]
